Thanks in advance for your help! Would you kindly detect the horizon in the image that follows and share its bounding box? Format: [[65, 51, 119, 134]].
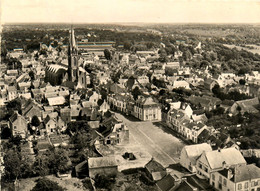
[[1, 0, 260, 24], [3, 21, 260, 25]]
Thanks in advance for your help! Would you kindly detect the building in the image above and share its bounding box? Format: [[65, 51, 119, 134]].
[[45, 64, 67, 86], [88, 157, 118, 178], [9, 111, 27, 138], [7, 86, 17, 101], [134, 97, 161, 121], [22, 102, 42, 121], [180, 143, 212, 173], [230, 97, 259, 115], [145, 159, 167, 181], [196, 148, 246, 180], [97, 115, 129, 145], [210, 164, 260, 191], [77, 41, 115, 53], [43, 115, 57, 134]]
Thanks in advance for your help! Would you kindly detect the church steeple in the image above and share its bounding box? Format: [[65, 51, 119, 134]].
[[68, 26, 78, 83]]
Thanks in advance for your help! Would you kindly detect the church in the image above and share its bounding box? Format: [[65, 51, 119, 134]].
[[45, 28, 90, 89]]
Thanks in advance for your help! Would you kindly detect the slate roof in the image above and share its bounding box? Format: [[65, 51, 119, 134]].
[[219, 164, 260, 183], [9, 112, 19, 123], [183, 143, 212, 165], [175, 180, 197, 191], [156, 174, 175, 191], [145, 159, 165, 174], [203, 148, 246, 170], [88, 157, 117, 169]]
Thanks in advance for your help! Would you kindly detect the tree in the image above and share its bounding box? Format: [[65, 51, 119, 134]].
[[3, 149, 22, 180], [45, 148, 71, 174], [94, 174, 115, 190], [123, 42, 132, 50], [31, 116, 40, 127], [159, 89, 166, 96], [127, 76, 136, 90], [132, 87, 142, 100], [238, 67, 250, 75], [158, 48, 168, 63], [239, 79, 246, 85], [33, 154, 50, 176], [111, 70, 121, 83], [31, 178, 65, 191], [97, 99, 104, 107], [182, 50, 192, 61], [1, 126, 12, 139], [104, 49, 112, 60]]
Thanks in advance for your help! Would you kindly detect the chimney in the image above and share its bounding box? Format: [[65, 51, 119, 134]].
[[222, 161, 227, 169]]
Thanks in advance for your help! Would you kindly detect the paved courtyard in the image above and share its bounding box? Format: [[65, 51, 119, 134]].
[[115, 113, 186, 167]]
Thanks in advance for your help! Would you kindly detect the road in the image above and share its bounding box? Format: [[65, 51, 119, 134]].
[[115, 113, 186, 167]]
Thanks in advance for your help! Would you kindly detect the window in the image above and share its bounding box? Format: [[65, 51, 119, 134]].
[[199, 163, 202, 169], [223, 179, 227, 186], [245, 182, 248, 189], [14, 126, 17, 129], [212, 174, 215, 181], [238, 184, 242, 190], [219, 176, 222, 183]]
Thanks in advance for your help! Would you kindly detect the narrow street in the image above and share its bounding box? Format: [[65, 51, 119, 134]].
[[115, 113, 186, 167]]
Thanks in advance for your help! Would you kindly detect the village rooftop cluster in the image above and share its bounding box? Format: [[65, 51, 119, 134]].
[[1, 24, 260, 191]]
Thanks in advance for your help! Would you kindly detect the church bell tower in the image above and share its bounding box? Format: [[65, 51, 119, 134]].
[[68, 27, 78, 83]]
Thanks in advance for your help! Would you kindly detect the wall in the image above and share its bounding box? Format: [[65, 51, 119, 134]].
[[89, 166, 118, 178]]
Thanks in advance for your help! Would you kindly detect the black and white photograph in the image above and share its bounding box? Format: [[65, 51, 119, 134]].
[[1, 0, 260, 190]]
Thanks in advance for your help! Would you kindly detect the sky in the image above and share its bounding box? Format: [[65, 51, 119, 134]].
[[1, 0, 260, 24]]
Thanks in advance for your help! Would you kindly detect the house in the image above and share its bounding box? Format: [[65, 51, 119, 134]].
[[196, 148, 246, 180], [162, 62, 180, 70], [43, 115, 57, 134], [174, 179, 198, 191], [9, 111, 27, 138], [230, 97, 259, 115], [56, 117, 67, 132], [220, 100, 234, 113], [204, 78, 218, 91], [98, 115, 129, 145], [99, 100, 110, 113], [185, 122, 208, 143], [145, 159, 167, 181], [7, 86, 17, 101], [156, 174, 176, 191], [88, 91, 101, 104], [172, 80, 190, 89], [22, 102, 42, 121], [88, 157, 118, 178], [60, 107, 71, 123], [134, 97, 161, 121], [107, 94, 131, 114], [47, 96, 66, 106], [188, 95, 221, 111], [74, 161, 89, 178], [180, 143, 212, 173], [31, 89, 43, 102], [210, 164, 260, 191]]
